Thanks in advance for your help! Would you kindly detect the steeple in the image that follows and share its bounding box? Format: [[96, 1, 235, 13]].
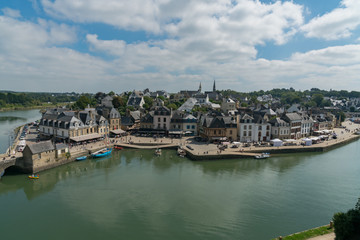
[[213, 79, 216, 92], [198, 82, 202, 92]]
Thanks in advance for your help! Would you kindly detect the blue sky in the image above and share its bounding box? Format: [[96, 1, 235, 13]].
[[1, 0, 360, 93]]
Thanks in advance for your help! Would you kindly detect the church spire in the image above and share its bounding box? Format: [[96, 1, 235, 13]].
[[213, 79, 216, 92], [198, 82, 202, 92]]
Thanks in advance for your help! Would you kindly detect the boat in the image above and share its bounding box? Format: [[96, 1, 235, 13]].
[[254, 153, 270, 159], [28, 174, 39, 179], [91, 148, 112, 158], [114, 145, 123, 150], [155, 148, 162, 156], [177, 147, 186, 157], [0, 170, 4, 178], [76, 156, 87, 161]]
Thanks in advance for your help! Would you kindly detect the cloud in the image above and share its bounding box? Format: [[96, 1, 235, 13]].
[[301, 0, 360, 40], [1, 8, 21, 18], [42, 0, 304, 47]]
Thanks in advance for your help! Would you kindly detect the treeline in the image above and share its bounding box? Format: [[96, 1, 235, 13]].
[[0, 91, 79, 109], [220, 88, 360, 107]]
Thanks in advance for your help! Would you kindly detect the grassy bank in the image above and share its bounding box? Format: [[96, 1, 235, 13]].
[[273, 224, 334, 240]]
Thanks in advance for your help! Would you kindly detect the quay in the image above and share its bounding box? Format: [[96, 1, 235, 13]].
[[1, 120, 359, 177]]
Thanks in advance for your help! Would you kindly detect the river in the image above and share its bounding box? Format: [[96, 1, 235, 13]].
[[0, 109, 41, 153], [0, 110, 359, 239]]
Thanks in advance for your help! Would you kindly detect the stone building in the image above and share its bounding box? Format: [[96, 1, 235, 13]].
[[22, 141, 69, 173]]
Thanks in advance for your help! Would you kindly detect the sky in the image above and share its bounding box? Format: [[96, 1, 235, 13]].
[[1, 0, 360, 93]]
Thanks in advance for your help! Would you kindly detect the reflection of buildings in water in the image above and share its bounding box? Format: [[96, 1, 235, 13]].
[[0, 153, 124, 200]]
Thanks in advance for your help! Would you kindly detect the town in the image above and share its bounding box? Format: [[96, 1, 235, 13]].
[[1, 83, 360, 175]]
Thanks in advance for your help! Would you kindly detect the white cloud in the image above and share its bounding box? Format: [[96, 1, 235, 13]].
[[301, 0, 360, 40], [1, 8, 21, 18]]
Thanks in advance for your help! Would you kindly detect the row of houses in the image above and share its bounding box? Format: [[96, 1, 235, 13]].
[[39, 104, 122, 143]]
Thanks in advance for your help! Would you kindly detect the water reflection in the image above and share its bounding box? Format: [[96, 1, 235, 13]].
[[0, 116, 26, 122], [0, 149, 321, 201]]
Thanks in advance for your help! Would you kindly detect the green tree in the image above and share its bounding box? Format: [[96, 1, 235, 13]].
[[312, 94, 324, 107], [73, 95, 91, 110]]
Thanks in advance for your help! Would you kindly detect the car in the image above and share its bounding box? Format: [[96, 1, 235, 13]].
[[186, 145, 194, 150]]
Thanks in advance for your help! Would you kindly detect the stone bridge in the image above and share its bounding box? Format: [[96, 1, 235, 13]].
[[0, 158, 17, 179]]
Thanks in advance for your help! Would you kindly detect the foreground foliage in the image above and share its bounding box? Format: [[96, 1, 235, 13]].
[[333, 198, 360, 240]]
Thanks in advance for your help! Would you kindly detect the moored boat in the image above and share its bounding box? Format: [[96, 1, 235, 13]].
[[177, 147, 186, 157], [254, 153, 270, 159], [155, 148, 162, 156], [28, 174, 39, 179], [76, 156, 87, 161], [114, 146, 123, 150], [91, 148, 112, 158]]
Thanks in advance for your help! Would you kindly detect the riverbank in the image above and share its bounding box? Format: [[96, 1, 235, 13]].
[[273, 224, 334, 240], [114, 121, 360, 160]]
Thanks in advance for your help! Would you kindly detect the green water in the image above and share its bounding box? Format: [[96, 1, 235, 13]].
[[1, 139, 360, 239]]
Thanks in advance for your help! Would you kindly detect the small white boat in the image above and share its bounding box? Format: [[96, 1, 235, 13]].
[[155, 149, 162, 156], [254, 153, 270, 159], [177, 147, 186, 157]]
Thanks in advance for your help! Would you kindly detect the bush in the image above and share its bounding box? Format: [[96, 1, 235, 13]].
[[333, 198, 360, 240]]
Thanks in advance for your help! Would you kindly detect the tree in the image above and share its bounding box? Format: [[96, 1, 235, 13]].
[[73, 95, 91, 110], [337, 112, 346, 122], [350, 106, 356, 112], [112, 96, 125, 109], [333, 198, 360, 240], [312, 94, 324, 107], [108, 91, 115, 96], [166, 103, 178, 110]]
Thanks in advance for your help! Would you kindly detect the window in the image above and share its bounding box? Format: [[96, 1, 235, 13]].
[[158, 117, 160, 122], [187, 125, 190, 129], [244, 125, 247, 130], [275, 130, 277, 134], [192, 125, 195, 129], [214, 130, 216, 134], [163, 123, 166, 129], [164, 117, 166, 122], [249, 125, 252, 130], [244, 131, 247, 136], [38, 153, 41, 158], [249, 131, 252, 136], [259, 126, 262, 130], [267, 126, 270, 130], [230, 130, 232, 134], [158, 123, 161, 128]]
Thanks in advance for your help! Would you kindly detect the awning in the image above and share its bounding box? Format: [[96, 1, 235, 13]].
[[169, 131, 183, 135], [110, 129, 126, 135], [212, 137, 227, 140], [70, 133, 103, 142]]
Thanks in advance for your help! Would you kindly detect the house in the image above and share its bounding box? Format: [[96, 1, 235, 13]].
[[269, 117, 291, 140], [170, 111, 198, 136], [238, 114, 271, 142], [283, 113, 302, 139], [127, 90, 145, 109], [300, 114, 314, 137], [221, 98, 236, 113], [96, 106, 121, 131], [199, 115, 237, 141]]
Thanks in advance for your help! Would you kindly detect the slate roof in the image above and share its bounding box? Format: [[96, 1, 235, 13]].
[[28, 141, 55, 154], [285, 113, 302, 121]]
